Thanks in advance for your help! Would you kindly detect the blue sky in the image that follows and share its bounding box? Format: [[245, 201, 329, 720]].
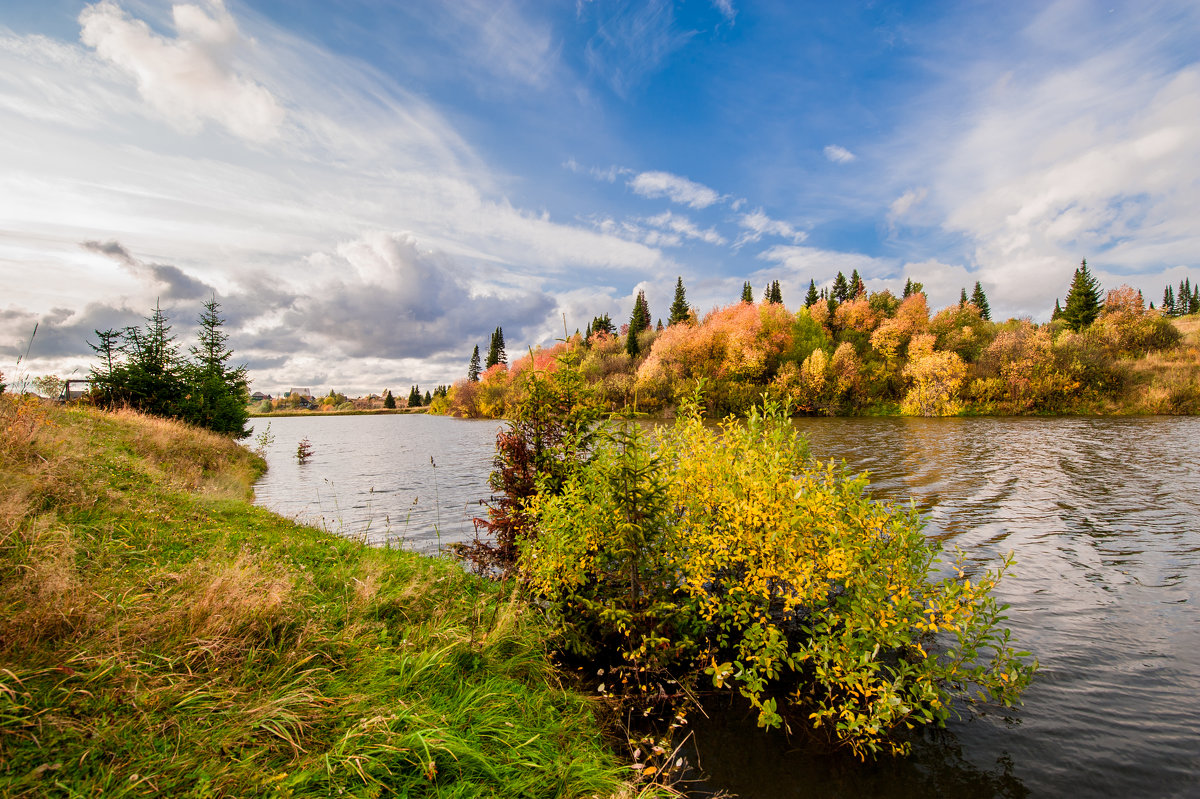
[[1, 0, 1198, 394]]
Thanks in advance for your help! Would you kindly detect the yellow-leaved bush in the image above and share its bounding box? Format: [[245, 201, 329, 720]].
[[522, 393, 1036, 759]]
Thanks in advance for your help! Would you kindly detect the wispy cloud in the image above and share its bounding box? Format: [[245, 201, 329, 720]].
[[643, 211, 726, 246], [734, 209, 805, 247], [823, 144, 855, 164], [628, 170, 721, 208], [581, 0, 696, 97], [79, 0, 285, 142]]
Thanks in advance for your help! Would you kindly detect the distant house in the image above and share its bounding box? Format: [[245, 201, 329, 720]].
[[250, 391, 273, 402], [286, 388, 315, 409]]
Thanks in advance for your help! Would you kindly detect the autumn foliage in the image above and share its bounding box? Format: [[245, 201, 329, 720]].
[[438, 280, 1194, 419]]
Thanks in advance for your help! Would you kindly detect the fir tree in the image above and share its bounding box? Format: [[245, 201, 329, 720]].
[[849, 269, 865, 299], [971, 281, 992, 320], [741, 281, 754, 303], [668, 276, 690, 325], [959, 287, 969, 306], [424, 389, 432, 405], [383, 389, 396, 409], [1192, 285, 1199, 316], [468, 345, 481, 381], [767, 280, 783, 304], [832, 272, 849, 303], [1052, 298, 1063, 321], [408, 385, 422, 407], [486, 327, 507, 368], [805, 279, 819, 308], [1062, 258, 1102, 331], [903, 278, 913, 299], [1163, 285, 1176, 316], [626, 290, 651, 356], [181, 296, 249, 437]]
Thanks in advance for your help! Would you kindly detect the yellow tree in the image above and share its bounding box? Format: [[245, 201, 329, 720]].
[[901, 334, 965, 416]]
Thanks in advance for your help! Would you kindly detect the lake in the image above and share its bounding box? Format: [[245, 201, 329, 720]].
[[250, 413, 1200, 798]]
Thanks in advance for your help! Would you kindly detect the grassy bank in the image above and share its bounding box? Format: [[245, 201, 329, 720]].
[[0, 399, 642, 798]]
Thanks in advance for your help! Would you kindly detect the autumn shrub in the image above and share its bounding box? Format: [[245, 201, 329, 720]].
[[975, 321, 1079, 413], [901, 334, 966, 416], [523, 394, 1036, 758]]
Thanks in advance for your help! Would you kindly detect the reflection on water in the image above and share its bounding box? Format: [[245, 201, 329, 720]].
[[250, 414, 1200, 797], [249, 414, 501, 555]]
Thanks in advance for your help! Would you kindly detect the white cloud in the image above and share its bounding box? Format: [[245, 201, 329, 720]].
[[888, 187, 927, 224], [643, 211, 726, 246], [734, 209, 806, 247], [628, 170, 721, 208], [79, 0, 285, 142], [711, 0, 737, 24], [823, 144, 856, 164]]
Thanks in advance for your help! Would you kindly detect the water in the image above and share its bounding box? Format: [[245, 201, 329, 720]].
[[249, 414, 502, 554], [249, 414, 1200, 797]]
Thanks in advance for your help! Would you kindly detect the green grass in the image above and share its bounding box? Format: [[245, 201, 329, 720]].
[[0, 402, 645, 798]]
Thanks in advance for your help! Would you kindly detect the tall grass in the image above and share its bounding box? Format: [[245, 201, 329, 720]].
[[0, 400, 647, 798]]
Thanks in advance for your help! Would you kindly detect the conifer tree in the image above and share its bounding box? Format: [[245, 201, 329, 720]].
[[959, 287, 969, 306], [408, 385, 422, 407], [486, 327, 507, 368], [768, 280, 783, 304], [1193, 285, 1199, 316], [182, 296, 249, 437], [668, 276, 690, 325], [1062, 259, 1102, 331], [1163, 285, 1175, 316], [903, 278, 913, 299], [626, 290, 651, 356], [468, 345, 482, 381], [1052, 298, 1063, 321], [741, 281, 754, 303], [656, 319, 664, 332], [383, 389, 396, 409], [971, 281, 992, 320], [804, 279, 819, 308], [832, 272, 849, 303], [849, 269, 865, 298], [424, 389, 432, 405]]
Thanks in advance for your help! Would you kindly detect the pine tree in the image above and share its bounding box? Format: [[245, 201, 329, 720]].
[[832, 272, 849, 303], [424, 389, 432, 405], [1062, 259, 1102, 332], [767, 280, 783, 304], [383, 389, 396, 409], [741, 281, 754, 303], [468, 345, 481, 381], [486, 327, 507, 367], [903, 278, 913, 299], [805, 279, 819, 308], [408, 385, 422, 407], [668, 276, 690, 325], [1163, 285, 1175, 316], [971, 281, 992, 320], [182, 296, 249, 437], [1052, 298, 1063, 321], [959, 287, 969, 307]]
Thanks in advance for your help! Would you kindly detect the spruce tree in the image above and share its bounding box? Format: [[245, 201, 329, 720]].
[[767, 280, 783, 304], [486, 327, 507, 368], [383, 389, 396, 409], [832, 272, 849, 303], [971, 281, 992, 320], [182, 296, 249, 437], [424, 389, 432, 405], [408, 385, 422, 407], [805, 279, 819, 308], [1052, 298, 1063, 321], [468, 345, 481, 381], [1163, 285, 1175, 317], [849, 269, 865, 298], [668, 276, 690, 325], [741, 281, 754, 303], [903, 278, 913, 299], [626, 290, 651, 356], [1062, 259, 1102, 332], [1192, 285, 1199, 316]]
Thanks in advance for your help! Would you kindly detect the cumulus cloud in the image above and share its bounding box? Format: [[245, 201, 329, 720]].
[[285, 232, 556, 361], [79, 0, 285, 142], [82, 239, 213, 299], [823, 144, 856, 164], [734, 209, 806, 248], [628, 170, 721, 208]]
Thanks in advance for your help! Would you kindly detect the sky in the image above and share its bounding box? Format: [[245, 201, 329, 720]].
[[1, 0, 1198, 395]]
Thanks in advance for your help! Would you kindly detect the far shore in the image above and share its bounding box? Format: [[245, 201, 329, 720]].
[[248, 407, 430, 418]]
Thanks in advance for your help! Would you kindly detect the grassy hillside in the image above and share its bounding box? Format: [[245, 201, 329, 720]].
[[0, 399, 642, 798]]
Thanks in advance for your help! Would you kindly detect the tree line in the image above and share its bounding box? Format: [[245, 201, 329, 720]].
[[437, 259, 1196, 419], [88, 298, 251, 437]]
